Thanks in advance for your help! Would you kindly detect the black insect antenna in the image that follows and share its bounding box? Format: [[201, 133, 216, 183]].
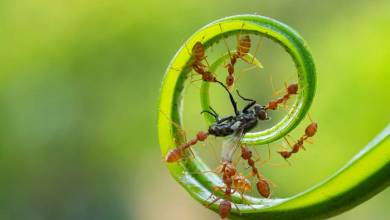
[[200, 109, 218, 121], [237, 90, 257, 112], [215, 80, 238, 115], [236, 90, 256, 102]]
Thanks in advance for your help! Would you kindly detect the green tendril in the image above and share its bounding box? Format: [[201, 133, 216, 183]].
[[157, 14, 390, 219]]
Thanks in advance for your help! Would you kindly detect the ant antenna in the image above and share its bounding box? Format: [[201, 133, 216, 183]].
[[219, 24, 232, 59], [308, 112, 314, 122], [215, 80, 239, 115]]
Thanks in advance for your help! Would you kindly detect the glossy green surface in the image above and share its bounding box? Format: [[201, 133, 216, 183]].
[[158, 14, 390, 219]]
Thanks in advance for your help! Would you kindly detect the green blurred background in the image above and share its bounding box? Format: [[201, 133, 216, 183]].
[[0, 0, 389, 219]]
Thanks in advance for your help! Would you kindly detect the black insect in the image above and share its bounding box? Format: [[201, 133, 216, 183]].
[[165, 80, 269, 163], [203, 81, 269, 137]]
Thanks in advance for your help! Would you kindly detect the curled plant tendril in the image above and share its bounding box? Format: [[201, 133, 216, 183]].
[[158, 15, 390, 219]]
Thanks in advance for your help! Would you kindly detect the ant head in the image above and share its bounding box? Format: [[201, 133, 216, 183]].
[[287, 83, 298, 95], [226, 75, 234, 87], [224, 163, 236, 176], [254, 104, 268, 120], [305, 122, 318, 137]]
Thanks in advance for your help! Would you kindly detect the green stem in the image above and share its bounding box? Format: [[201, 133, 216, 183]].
[[157, 14, 389, 219]]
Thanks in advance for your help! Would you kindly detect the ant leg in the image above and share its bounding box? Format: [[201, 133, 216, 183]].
[[207, 185, 225, 201], [233, 154, 242, 167], [252, 144, 271, 166], [278, 150, 292, 165], [235, 65, 258, 83], [184, 42, 192, 56], [188, 148, 196, 158], [159, 110, 187, 143], [261, 175, 277, 188], [269, 75, 285, 97], [170, 66, 182, 72], [191, 167, 221, 176], [237, 192, 256, 209], [308, 112, 314, 123], [283, 136, 294, 150], [219, 24, 232, 59], [248, 145, 288, 168], [203, 56, 211, 67], [267, 144, 271, 161], [250, 35, 263, 64], [305, 139, 314, 145], [232, 202, 242, 215], [289, 134, 306, 150], [236, 22, 246, 44], [206, 196, 221, 208]]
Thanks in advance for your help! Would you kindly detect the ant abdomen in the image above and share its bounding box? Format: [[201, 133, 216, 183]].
[[305, 122, 318, 137], [192, 42, 205, 61], [219, 200, 232, 219], [237, 35, 251, 57], [256, 179, 271, 198], [165, 148, 182, 163]]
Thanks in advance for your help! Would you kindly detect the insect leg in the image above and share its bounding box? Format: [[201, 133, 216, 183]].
[[215, 80, 238, 115], [200, 110, 219, 121], [236, 90, 257, 112]]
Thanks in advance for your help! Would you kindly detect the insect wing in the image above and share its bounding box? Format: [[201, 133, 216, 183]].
[[221, 130, 244, 162]]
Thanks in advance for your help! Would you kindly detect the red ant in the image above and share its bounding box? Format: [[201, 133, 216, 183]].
[[165, 130, 209, 162], [190, 42, 217, 82], [265, 83, 298, 110], [240, 145, 271, 198], [160, 110, 210, 163], [279, 122, 318, 159], [232, 173, 251, 201], [219, 24, 261, 88], [207, 161, 241, 219], [171, 41, 217, 83], [225, 35, 252, 87]]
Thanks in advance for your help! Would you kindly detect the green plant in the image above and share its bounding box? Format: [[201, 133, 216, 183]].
[[157, 14, 390, 219]]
